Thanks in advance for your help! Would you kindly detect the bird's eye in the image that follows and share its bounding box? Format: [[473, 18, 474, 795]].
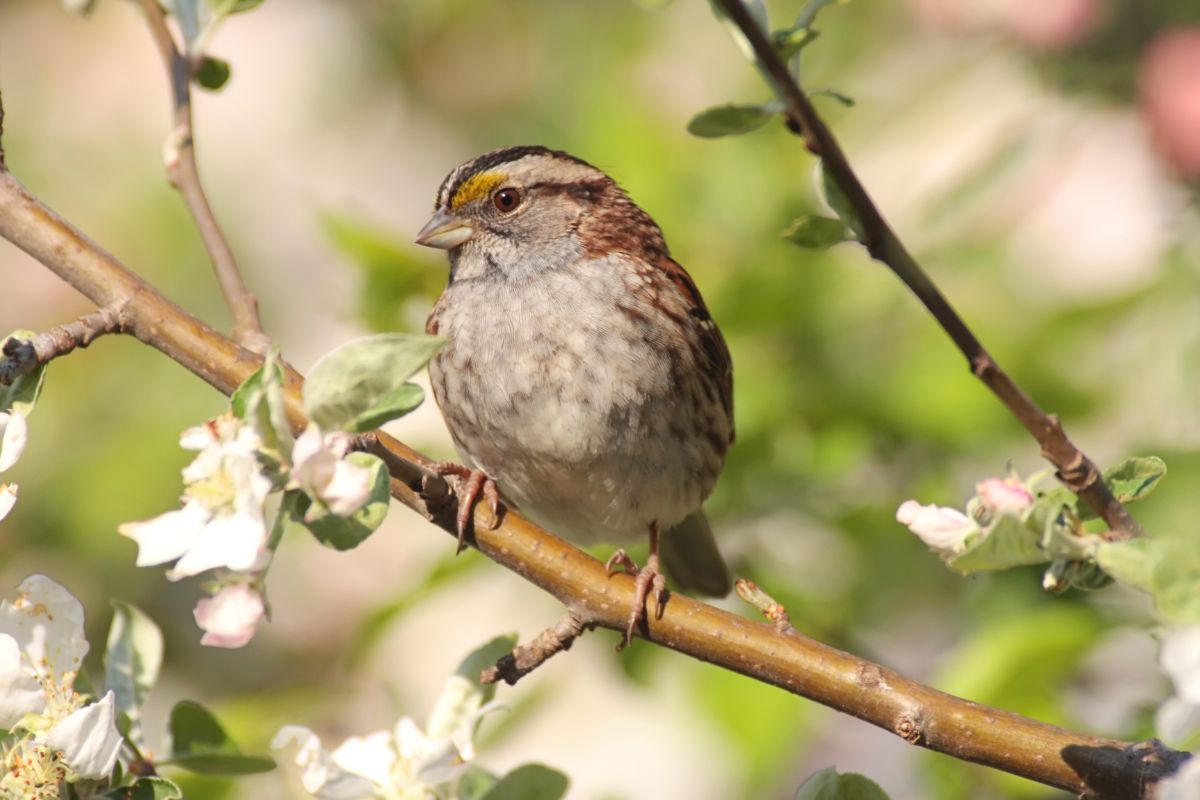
[[493, 187, 520, 213]]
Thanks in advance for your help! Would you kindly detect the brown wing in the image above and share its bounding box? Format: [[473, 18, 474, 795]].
[[656, 255, 735, 447]]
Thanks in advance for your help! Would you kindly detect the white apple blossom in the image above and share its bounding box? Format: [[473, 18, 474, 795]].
[[273, 671, 500, 800], [194, 583, 265, 649], [119, 414, 272, 581], [896, 500, 977, 555], [290, 424, 373, 519], [0, 411, 27, 473], [0, 483, 16, 521], [1156, 625, 1200, 745], [0, 575, 122, 786]]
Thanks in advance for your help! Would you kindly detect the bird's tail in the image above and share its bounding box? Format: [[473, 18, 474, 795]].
[[660, 510, 732, 597]]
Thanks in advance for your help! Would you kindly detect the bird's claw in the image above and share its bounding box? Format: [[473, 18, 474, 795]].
[[433, 462, 500, 553], [605, 549, 667, 650]]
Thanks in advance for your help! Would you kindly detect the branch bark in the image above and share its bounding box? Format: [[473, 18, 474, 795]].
[[711, 0, 1143, 541], [0, 303, 126, 385], [0, 159, 1186, 799], [135, 0, 268, 353]]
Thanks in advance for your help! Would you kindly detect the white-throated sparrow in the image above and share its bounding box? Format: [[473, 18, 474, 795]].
[[416, 146, 733, 647]]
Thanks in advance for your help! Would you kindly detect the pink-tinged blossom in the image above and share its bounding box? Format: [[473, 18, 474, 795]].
[[194, 583, 266, 649], [1140, 28, 1200, 178], [976, 477, 1034, 516], [0, 411, 27, 472], [0, 483, 16, 521], [290, 424, 373, 519]]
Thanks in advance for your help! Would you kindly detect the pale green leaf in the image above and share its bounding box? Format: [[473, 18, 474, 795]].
[[480, 764, 569, 800], [304, 334, 444, 432], [1103, 456, 1167, 505], [104, 602, 164, 745], [795, 766, 891, 800], [231, 346, 293, 455], [166, 701, 275, 775], [782, 215, 850, 249], [126, 776, 184, 800], [947, 514, 1048, 574], [818, 161, 866, 241], [687, 104, 775, 138]]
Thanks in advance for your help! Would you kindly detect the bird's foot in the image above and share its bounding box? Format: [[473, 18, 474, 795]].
[[433, 462, 500, 553], [605, 549, 667, 651]]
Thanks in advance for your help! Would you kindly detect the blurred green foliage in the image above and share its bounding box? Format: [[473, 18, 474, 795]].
[[2, 0, 1199, 798]]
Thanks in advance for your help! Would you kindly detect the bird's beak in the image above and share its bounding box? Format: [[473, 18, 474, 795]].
[[415, 208, 476, 250]]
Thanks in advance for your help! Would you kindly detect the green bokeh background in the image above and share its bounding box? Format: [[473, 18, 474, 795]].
[[1, 1, 1198, 798]]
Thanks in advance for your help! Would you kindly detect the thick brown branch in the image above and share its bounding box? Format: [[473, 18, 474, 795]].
[[135, 0, 267, 353], [0, 165, 1186, 799], [711, 0, 1142, 541], [0, 303, 126, 385]]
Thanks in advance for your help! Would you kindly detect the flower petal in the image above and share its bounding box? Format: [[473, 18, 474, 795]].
[[0, 483, 17, 521], [1162, 626, 1200, 705], [332, 730, 396, 788], [896, 500, 977, 554], [0, 575, 89, 683], [0, 632, 45, 728], [119, 502, 209, 568], [323, 461, 373, 517], [0, 411, 28, 472], [167, 508, 267, 580], [273, 726, 381, 800], [46, 691, 122, 779], [976, 477, 1034, 516], [194, 584, 265, 649]]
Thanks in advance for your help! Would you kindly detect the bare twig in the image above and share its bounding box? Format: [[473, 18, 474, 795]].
[[0, 303, 126, 385], [711, 0, 1143, 541], [480, 610, 594, 686], [134, 0, 267, 353], [735, 578, 793, 634], [0, 164, 1187, 799]]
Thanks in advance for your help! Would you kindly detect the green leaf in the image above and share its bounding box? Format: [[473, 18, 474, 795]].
[[947, 514, 1048, 574], [166, 701, 275, 775], [818, 161, 866, 242], [322, 214, 446, 332], [1098, 533, 1200, 624], [303, 333, 444, 432], [169, 701, 238, 759], [205, 0, 263, 12], [194, 57, 231, 91], [459, 766, 500, 800], [795, 766, 891, 800], [1, 330, 47, 417], [687, 104, 775, 138], [1094, 537, 1154, 591], [300, 452, 391, 550], [808, 88, 855, 107], [104, 602, 164, 745], [126, 776, 184, 800], [782, 216, 850, 249], [455, 634, 519, 705], [1103, 456, 1167, 505], [165, 753, 277, 775], [480, 764, 569, 800], [707, 0, 769, 64], [231, 346, 293, 455]]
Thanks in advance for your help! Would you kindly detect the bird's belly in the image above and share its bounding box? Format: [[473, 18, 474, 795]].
[[429, 281, 720, 544]]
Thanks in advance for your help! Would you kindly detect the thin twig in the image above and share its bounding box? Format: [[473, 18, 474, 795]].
[[711, 0, 1143, 542], [735, 578, 794, 634], [0, 303, 126, 385], [0, 167, 1186, 799], [134, 0, 268, 354], [480, 610, 594, 686]]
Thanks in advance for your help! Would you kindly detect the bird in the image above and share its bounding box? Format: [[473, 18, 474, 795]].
[[415, 145, 734, 648]]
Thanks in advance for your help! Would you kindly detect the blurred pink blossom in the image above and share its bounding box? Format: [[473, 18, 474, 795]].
[[1140, 28, 1200, 178], [194, 583, 265, 649], [896, 500, 977, 554], [907, 0, 1098, 51]]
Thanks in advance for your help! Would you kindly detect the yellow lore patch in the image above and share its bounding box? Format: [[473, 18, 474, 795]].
[[450, 171, 507, 210]]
